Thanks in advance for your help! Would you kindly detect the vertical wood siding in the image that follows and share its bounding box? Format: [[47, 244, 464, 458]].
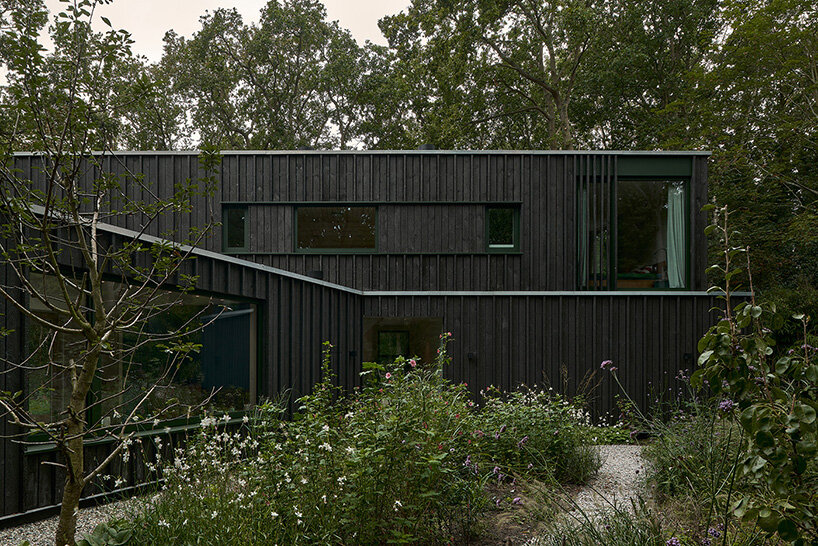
[[12, 152, 708, 292], [362, 293, 720, 417], [0, 234, 363, 522]]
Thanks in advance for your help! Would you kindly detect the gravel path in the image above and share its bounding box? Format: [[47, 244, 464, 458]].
[[571, 444, 647, 514], [0, 498, 138, 546]]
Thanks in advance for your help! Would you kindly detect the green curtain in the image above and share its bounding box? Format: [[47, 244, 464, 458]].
[[666, 185, 686, 288]]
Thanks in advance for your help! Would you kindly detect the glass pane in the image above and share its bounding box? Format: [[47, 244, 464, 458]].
[[27, 275, 87, 422], [378, 331, 409, 362], [26, 277, 257, 427], [617, 180, 687, 289], [488, 208, 515, 247], [297, 207, 376, 249], [226, 207, 246, 249], [112, 290, 255, 416]]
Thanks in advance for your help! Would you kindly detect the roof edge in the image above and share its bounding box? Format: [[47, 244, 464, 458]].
[[11, 149, 713, 157]]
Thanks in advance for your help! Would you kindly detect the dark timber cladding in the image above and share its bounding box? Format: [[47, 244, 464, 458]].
[[11, 151, 710, 291], [0, 224, 364, 522], [364, 293, 721, 416]]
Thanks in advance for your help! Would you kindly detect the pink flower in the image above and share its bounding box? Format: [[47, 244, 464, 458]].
[[409, 359, 417, 368], [385, 372, 392, 380]]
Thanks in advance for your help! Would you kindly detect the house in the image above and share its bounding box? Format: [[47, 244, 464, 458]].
[[0, 149, 719, 523]]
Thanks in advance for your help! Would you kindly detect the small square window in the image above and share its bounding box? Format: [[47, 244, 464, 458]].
[[486, 206, 519, 252], [223, 206, 248, 251]]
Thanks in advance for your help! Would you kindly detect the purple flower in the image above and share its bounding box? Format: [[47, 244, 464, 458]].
[[666, 538, 682, 546], [495, 424, 506, 439], [517, 436, 529, 449], [600, 360, 614, 370], [511, 497, 522, 505], [719, 399, 734, 413], [708, 527, 721, 538]]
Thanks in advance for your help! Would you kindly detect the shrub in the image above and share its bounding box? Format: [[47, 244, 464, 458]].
[[468, 386, 601, 484], [113, 335, 602, 544], [123, 336, 487, 545]]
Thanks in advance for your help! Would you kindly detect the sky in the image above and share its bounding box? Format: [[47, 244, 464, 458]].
[[41, 0, 411, 61]]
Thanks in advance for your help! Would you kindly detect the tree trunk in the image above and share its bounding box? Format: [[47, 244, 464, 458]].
[[54, 430, 85, 546]]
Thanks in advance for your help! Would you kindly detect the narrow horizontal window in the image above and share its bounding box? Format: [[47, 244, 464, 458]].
[[486, 206, 519, 251], [296, 206, 377, 251], [223, 206, 248, 251]]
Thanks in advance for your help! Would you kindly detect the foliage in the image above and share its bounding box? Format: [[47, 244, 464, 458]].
[[692, 207, 818, 543], [76, 519, 132, 546], [122, 337, 599, 544], [469, 385, 601, 484], [0, 2, 220, 544]]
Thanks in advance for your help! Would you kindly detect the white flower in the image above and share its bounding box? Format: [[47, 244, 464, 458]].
[[322, 424, 330, 432], [319, 442, 332, 451], [222, 413, 231, 423], [394, 500, 402, 511], [158, 519, 170, 528], [211, 510, 218, 519], [345, 446, 355, 454], [242, 415, 249, 424], [300, 477, 308, 485], [271, 511, 279, 517]]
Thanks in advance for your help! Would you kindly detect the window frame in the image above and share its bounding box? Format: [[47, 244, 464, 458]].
[[294, 204, 379, 254], [614, 178, 690, 291], [222, 205, 250, 253], [577, 176, 691, 291], [485, 205, 521, 253]]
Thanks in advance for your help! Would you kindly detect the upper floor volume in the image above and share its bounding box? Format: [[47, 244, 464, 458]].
[[11, 150, 710, 293]]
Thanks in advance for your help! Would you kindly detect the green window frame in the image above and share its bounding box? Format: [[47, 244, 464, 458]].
[[486, 206, 520, 252], [223, 205, 249, 252], [295, 205, 378, 253]]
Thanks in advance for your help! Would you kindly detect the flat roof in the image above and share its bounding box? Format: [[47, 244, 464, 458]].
[[12, 149, 712, 157]]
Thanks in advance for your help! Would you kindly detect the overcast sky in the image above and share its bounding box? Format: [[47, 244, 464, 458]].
[[42, 0, 411, 61]]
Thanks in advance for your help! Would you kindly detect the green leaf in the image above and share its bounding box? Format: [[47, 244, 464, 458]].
[[777, 518, 799, 542], [101, 16, 112, 27], [758, 511, 781, 532], [755, 430, 775, 449]]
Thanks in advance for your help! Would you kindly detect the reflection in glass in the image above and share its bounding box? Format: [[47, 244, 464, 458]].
[[377, 331, 410, 363], [488, 208, 516, 248], [617, 180, 687, 289], [225, 207, 247, 249], [27, 276, 257, 425], [297, 206, 376, 250]]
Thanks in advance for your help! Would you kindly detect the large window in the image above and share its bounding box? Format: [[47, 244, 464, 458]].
[[296, 206, 377, 251], [26, 276, 258, 426], [578, 179, 688, 290], [617, 180, 687, 289]]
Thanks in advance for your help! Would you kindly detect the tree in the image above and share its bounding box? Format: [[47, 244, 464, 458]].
[[376, 0, 610, 150], [161, 0, 369, 150], [0, 2, 221, 544]]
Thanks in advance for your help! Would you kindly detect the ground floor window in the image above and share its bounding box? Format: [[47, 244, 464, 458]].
[[363, 317, 443, 365], [26, 275, 258, 426]]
